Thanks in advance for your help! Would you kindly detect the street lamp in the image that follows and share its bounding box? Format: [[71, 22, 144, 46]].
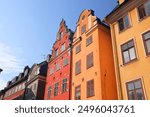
[[0, 68, 3, 74]]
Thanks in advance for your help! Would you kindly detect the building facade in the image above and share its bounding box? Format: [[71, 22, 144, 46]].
[[71, 9, 118, 100], [0, 90, 4, 100], [44, 20, 74, 100], [105, 0, 150, 100], [25, 61, 48, 100], [3, 66, 30, 100]]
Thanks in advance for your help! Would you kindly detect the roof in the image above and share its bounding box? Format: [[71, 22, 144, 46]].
[[105, 0, 129, 19]]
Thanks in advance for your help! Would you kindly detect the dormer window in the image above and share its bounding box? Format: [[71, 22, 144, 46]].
[[24, 68, 29, 77], [36, 67, 40, 75]]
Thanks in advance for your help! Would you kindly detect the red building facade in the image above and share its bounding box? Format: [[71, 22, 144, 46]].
[[44, 20, 73, 100]]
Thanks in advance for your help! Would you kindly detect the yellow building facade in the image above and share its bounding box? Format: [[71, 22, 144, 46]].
[[71, 10, 118, 100], [105, 0, 150, 100]]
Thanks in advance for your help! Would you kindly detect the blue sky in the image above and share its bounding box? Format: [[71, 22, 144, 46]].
[[0, 0, 117, 89]]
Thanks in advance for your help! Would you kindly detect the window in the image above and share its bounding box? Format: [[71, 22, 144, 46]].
[[86, 36, 93, 46], [56, 63, 60, 71], [54, 83, 59, 96], [87, 79, 94, 98], [75, 60, 81, 75], [118, 15, 130, 32], [61, 43, 65, 52], [81, 25, 86, 34], [86, 52, 94, 69], [60, 32, 63, 39], [121, 40, 137, 64], [142, 31, 150, 55], [126, 79, 145, 100], [55, 49, 58, 57], [47, 86, 52, 99], [76, 44, 81, 54], [22, 83, 25, 89], [75, 85, 81, 100], [62, 79, 67, 93], [19, 84, 22, 91], [30, 85, 33, 92], [50, 68, 54, 75], [138, 0, 150, 20], [34, 83, 36, 90], [82, 15, 85, 20], [64, 58, 68, 66]]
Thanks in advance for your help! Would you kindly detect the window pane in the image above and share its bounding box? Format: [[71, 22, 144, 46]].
[[50, 68, 54, 75], [86, 52, 93, 69], [122, 44, 128, 51], [56, 64, 60, 71], [75, 60, 81, 75], [143, 32, 150, 40], [127, 83, 134, 90], [76, 44, 81, 54], [145, 1, 150, 15], [128, 91, 135, 100], [61, 43, 65, 52], [75, 86, 81, 100], [138, 5, 146, 19], [123, 51, 130, 63], [146, 39, 150, 53], [81, 25, 86, 33], [129, 48, 136, 60], [136, 89, 144, 100], [55, 49, 58, 57], [134, 80, 141, 89], [64, 58, 68, 66], [86, 36, 92, 46], [128, 40, 134, 48], [124, 15, 130, 28], [118, 18, 124, 31]]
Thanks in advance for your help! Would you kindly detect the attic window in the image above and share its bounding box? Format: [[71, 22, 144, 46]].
[[60, 32, 63, 39], [82, 15, 85, 20], [81, 25, 86, 34]]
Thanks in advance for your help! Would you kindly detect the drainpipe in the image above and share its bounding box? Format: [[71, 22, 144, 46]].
[[69, 41, 73, 100], [110, 24, 123, 100]]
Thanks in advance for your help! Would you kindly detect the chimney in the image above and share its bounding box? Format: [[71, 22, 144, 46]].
[[118, 0, 125, 5]]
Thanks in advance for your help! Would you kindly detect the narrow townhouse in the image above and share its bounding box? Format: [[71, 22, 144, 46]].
[[71, 9, 118, 100], [44, 20, 74, 100], [25, 61, 48, 100], [105, 0, 150, 100]]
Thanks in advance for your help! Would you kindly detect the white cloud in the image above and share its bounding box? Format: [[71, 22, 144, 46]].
[[0, 42, 25, 90], [0, 42, 24, 74]]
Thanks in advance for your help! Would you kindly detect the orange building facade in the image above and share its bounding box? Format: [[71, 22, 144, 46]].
[[71, 10, 118, 100], [105, 0, 150, 100]]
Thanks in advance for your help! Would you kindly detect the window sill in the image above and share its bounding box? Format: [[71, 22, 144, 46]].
[[76, 51, 81, 54], [75, 72, 81, 76], [138, 15, 150, 22], [63, 64, 68, 67], [122, 58, 138, 66], [145, 53, 150, 57], [119, 25, 132, 34], [87, 65, 94, 70], [87, 94, 95, 98]]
